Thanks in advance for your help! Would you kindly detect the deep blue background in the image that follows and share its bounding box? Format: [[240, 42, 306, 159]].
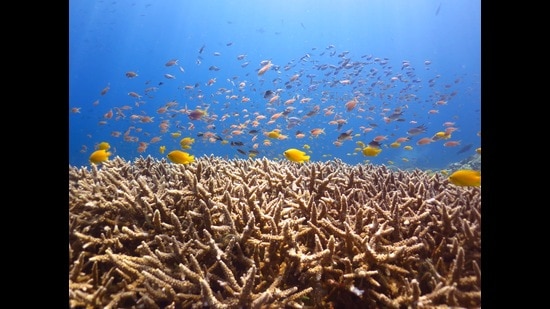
[[69, 0, 480, 169]]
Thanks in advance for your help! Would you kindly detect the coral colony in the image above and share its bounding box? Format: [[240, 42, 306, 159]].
[[69, 156, 481, 308]]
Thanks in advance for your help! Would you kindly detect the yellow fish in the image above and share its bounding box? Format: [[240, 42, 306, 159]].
[[89, 149, 111, 164], [476, 147, 481, 154], [403, 146, 413, 150], [180, 137, 195, 149], [283, 148, 310, 163], [362, 146, 382, 157], [448, 169, 481, 187], [97, 141, 110, 150], [432, 131, 451, 140], [167, 150, 195, 164], [159, 145, 166, 154], [170, 132, 182, 138], [266, 129, 281, 139]]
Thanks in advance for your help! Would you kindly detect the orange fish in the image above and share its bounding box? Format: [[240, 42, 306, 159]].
[[104, 109, 113, 119], [373, 135, 388, 142], [100, 84, 110, 96], [257, 61, 273, 76], [443, 141, 461, 147], [344, 98, 358, 112], [268, 95, 280, 104], [310, 128, 325, 137], [416, 137, 434, 146]]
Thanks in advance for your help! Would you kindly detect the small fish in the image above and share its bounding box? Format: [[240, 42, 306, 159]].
[[266, 129, 281, 139], [310, 128, 325, 137], [165, 59, 178, 66], [362, 146, 382, 157], [407, 124, 428, 136], [167, 150, 194, 164], [337, 130, 353, 142], [387, 111, 403, 120], [286, 117, 302, 129], [100, 84, 110, 95], [125, 71, 138, 78], [456, 143, 473, 154], [180, 137, 195, 149], [416, 137, 434, 146], [188, 109, 207, 120], [432, 131, 451, 141], [284, 148, 310, 163], [258, 61, 273, 76], [89, 149, 111, 164], [128, 92, 141, 98], [263, 90, 274, 99], [368, 140, 382, 148], [443, 141, 461, 147], [97, 142, 110, 150]]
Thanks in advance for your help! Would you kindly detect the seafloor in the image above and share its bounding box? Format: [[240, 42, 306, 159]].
[[69, 155, 481, 308]]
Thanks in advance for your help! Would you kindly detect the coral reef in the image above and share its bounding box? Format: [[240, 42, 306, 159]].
[[69, 155, 481, 308], [446, 153, 481, 173]]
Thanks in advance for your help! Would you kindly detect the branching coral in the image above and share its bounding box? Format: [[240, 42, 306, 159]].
[[69, 155, 481, 308]]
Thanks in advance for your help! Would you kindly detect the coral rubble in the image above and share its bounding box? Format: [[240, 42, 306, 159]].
[[69, 155, 481, 308]]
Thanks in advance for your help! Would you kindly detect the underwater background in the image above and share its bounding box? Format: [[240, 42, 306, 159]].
[[69, 0, 481, 170]]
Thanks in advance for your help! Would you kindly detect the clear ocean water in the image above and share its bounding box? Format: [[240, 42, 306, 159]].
[[69, 0, 481, 170]]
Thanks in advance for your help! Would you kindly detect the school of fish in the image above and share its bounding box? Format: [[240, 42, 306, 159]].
[[75, 43, 479, 172]]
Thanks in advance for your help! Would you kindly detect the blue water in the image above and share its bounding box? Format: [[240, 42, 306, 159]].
[[69, 0, 481, 170]]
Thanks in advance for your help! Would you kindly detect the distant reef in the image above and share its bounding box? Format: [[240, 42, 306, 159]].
[[446, 153, 481, 172]]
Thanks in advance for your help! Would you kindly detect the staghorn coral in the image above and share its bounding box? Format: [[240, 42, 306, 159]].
[[69, 155, 481, 308]]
